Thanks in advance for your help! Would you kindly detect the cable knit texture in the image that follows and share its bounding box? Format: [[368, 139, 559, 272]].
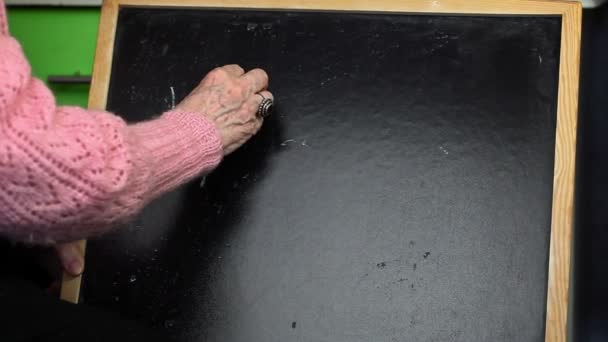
[[0, 1, 223, 244]]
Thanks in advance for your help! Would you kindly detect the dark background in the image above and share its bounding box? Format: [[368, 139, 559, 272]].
[[573, 3, 608, 342], [82, 8, 564, 342]]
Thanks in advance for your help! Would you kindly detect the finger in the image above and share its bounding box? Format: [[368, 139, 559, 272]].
[[256, 90, 274, 102], [241, 68, 269, 95], [222, 64, 245, 77], [240, 117, 264, 137], [253, 116, 264, 133], [55, 242, 84, 276], [250, 90, 274, 110], [246, 101, 265, 134], [242, 90, 274, 117]]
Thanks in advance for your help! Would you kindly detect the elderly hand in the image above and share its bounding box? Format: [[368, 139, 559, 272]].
[[176, 64, 273, 155], [54, 66, 271, 278], [50, 66, 271, 281]]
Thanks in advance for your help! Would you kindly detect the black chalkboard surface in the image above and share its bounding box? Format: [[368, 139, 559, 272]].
[[81, 7, 566, 342]]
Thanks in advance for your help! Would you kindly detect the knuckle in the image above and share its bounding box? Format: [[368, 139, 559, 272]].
[[199, 75, 212, 86], [244, 121, 257, 133], [210, 67, 226, 77], [254, 68, 269, 81], [237, 79, 252, 92], [240, 108, 255, 120], [226, 64, 243, 74], [248, 101, 259, 113], [231, 85, 247, 99]]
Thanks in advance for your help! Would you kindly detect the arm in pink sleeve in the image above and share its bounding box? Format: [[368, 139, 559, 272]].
[[0, 34, 223, 244], [0, 0, 6, 36]]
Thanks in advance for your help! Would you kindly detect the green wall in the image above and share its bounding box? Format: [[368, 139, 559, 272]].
[[7, 7, 100, 107]]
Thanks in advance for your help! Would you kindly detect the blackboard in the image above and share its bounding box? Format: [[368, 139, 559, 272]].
[[67, 1, 582, 341]]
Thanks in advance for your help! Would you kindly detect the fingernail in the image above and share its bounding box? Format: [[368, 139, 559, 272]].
[[69, 260, 83, 275]]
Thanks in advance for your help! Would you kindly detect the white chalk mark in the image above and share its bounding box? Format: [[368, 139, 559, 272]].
[[439, 146, 449, 155], [538, 55, 543, 64], [170, 86, 176, 109], [199, 176, 206, 188], [301, 140, 309, 147], [281, 139, 296, 146]]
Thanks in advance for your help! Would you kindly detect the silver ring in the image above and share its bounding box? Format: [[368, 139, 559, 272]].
[[256, 94, 274, 118]]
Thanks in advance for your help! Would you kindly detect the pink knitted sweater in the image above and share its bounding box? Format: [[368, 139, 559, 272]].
[[0, 2, 223, 244]]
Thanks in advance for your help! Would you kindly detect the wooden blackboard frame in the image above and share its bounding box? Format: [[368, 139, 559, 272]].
[[61, 1, 581, 341]]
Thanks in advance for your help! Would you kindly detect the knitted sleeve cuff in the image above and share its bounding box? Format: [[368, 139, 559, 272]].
[[129, 110, 224, 197]]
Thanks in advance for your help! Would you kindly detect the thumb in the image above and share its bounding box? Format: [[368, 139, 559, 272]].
[[55, 242, 85, 276]]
